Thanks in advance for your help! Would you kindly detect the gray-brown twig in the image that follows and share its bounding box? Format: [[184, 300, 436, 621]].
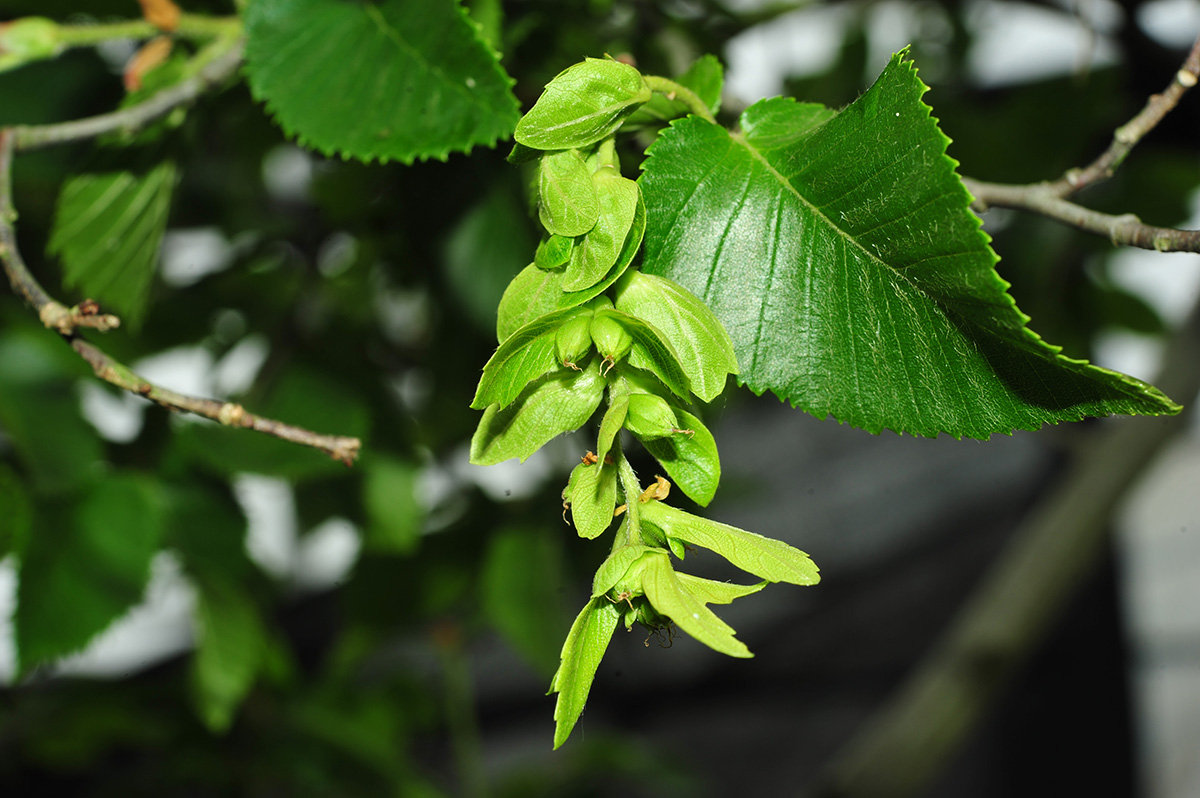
[[965, 34, 1200, 253], [0, 35, 362, 466]]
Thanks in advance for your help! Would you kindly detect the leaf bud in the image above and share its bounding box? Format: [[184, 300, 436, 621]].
[[624, 394, 680, 440], [555, 311, 594, 369], [590, 310, 633, 372]]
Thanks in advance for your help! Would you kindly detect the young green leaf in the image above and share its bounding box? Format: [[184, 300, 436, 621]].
[[473, 307, 586, 409], [640, 51, 1180, 437], [638, 552, 751, 658], [244, 0, 519, 163], [563, 167, 640, 291], [538, 149, 601, 237], [515, 57, 651, 151], [471, 360, 606, 465], [591, 542, 656, 598], [550, 597, 621, 749], [563, 461, 618, 540], [535, 234, 574, 270], [48, 157, 176, 328], [640, 500, 819, 586], [615, 271, 738, 402], [640, 407, 721, 506], [674, 573, 766, 605]]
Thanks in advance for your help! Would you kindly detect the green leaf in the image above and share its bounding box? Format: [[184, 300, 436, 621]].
[[638, 552, 751, 658], [615, 270, 737, 402], [16, 474, 165, 670], [496, 193, 645, 341], [444, 181, 535, 335], [471, 359, 606, 465], [243, 0, 519, 163], [48, 157, 176, 327], [640, 408, 721, 506], [538, 149, 601, 237], [674, 573, 766, 605], [482, 526, 568, 675], [515, 57, 651, 151], [563, 167, 640, 291], [591, 541, 655, 598], [190, 577, 268, 733], [640, 501, 819, 586], [535, 234, 574, 269], [563, 461, 617, 540], [473, 307, 586, 409], [639, 51, 1180, 437], [0, 464, 32, 560], [363, 455, 423, 555], [596, 308, 691, 400], [549, 597, 620, 749]]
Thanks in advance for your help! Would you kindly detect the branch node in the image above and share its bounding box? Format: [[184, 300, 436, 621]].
[[217, 402, 246, 427], [1177, 68, 1198, 88], [38, 301, 74, 334], [333, 438, 362, 467]]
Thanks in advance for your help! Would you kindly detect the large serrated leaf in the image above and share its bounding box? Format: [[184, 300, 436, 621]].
[[48, 157, 176, 327], [244, 0, 519, 163], [640, 51, 1180, 438], [16, 474, 165, 671]]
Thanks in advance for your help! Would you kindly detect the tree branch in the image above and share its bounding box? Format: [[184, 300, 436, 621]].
[[0, 44, 362, 466], [807, 296, 1200, 797], [964, 34, 1200, 252], [10, 35, 245, 152]]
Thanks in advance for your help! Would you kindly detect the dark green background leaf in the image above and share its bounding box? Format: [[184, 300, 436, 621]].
[[17, 474, 165, 671], [244, 0, 520, 163], [640, 52, 1179, 438]]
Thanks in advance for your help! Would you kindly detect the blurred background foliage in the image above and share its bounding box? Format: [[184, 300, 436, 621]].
[[0, 0, 1197, 795]]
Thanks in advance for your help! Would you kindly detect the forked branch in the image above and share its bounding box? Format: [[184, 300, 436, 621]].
[[965, 34, 1200, 253], [0, 38, 362, 465]]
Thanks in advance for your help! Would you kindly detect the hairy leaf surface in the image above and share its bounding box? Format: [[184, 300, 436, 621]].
[[244, 0, 519, 163], [640, 52, 1180, 437], [550, 597, 620, 749]]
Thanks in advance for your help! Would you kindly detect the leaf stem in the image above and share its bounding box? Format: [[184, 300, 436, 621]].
[[643, 75, 717, 124]]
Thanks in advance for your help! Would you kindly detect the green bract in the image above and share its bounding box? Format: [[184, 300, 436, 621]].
[[514, 57, 651, 151], [476, 52, 825, 751], [615, 271, 738, 402], [538, 149, 600, 237], [640, 408, 720, 506], [563, 460, 617, 540], [470, 360, 606, 465], [564, 168, 640, 291]]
